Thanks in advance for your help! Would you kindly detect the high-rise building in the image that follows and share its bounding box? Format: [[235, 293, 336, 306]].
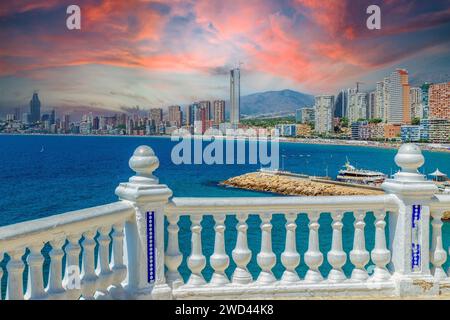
[[168, 105, 182, 127], [186, 103, 197, 126], [388, 69, 410, 124], [334, 89, 348, 118], [50, 109, 56, 125], [14, 107, 21, 121], [149, 108, 163, 125], [421, 83, 431, 119], [314, 95, 335, 134], [63, 114, 70, 133], [348, 91, 367, 122], [428, 82, 449, 120], [300, 108, 315, 124], [198, 101, 211, 121], [213, 100, 225, 125], [368, 91, 376, 119], [230, 68, 240, 127], [29, 92, 41, 123], [375, 81, 385, 120], [409, 87, 423, 120]]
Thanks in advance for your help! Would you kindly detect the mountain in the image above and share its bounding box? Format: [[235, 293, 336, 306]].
[[238, 89, 314, 117]]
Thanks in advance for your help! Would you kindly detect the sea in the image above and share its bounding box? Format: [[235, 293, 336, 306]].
[[0, 134, 449, 293]]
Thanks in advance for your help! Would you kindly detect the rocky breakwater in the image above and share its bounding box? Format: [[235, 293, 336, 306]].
[[221, 172, 383, 196]]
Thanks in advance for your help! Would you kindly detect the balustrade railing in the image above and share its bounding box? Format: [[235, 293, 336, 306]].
[[0, 143, 449, 300]]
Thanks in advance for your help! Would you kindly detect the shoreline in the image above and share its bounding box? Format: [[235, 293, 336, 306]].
[[1, 132, 449, 154]]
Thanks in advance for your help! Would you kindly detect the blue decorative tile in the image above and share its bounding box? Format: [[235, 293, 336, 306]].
[[147, 211, 156, 283]]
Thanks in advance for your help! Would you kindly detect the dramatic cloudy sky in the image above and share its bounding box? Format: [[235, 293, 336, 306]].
[[0, 0, 449, 113]]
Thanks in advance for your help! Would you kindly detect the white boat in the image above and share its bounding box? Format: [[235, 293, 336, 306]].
[[336, 159, 386, 186]]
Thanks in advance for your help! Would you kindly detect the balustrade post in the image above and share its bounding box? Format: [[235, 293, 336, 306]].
[[381, 143, 439, 296], [6, 248, 25, 300], [62, 234, 82, 300], [231, 213, 253, 284], [25, 244, 47, 300], [46, 238, 66, 299], [370, 210, 391, 281], [281, 212, 300, 283], [257, 213, 276, 283], [349, 210, 369, 281], [327, 211, 347, 282], [115, 145, 173, 299], [210, 214, 230, 285], [94, 226, 114, 299], [165, 214, 183, 288], [187, 215, 206, 286], [304, 211, 323, 282], [109, 222, 128, 299], [80, 229, 97, 300], [430, 210, 447, 280]]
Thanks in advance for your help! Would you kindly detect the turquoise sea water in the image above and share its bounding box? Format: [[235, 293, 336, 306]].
[[0, 135, 449, 291]]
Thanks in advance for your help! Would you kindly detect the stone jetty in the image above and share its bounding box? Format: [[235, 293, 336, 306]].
[[222, 172, 383, 196]]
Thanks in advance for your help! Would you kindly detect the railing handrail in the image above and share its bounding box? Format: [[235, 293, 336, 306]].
[[165, 194, 399, 215], [430, 194, 450, 211], [0, 201, 134, 252]]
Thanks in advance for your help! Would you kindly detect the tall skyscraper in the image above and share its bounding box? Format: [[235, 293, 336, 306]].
[[29, 92, 41, 123], [388, 69, 410, 124], [348, 89, 368, 122], [368, 91, 375, 119], [149, 108, 163, 125], [14, 107, 21, 121], [375, 81, 386, 120], [168, 105, 182, 127], [63, 114, 70, 133], [186, 103, 197, 126], [429, 82, 449, 120], [198, 101, 211, 121], [421, 83, 431, 119], [230, 68, 240, 127], [334, 89, 347, 118], [50, 109, 56, 125], [314, 95, 335, 133], [409, 87, 423, 119], [213, 100, 225, 124]]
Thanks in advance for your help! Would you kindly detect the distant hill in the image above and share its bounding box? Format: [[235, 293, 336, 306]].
[[239, 89, 314, 117]]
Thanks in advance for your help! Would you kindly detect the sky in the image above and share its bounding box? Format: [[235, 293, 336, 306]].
[[0, 0, 449, 114]]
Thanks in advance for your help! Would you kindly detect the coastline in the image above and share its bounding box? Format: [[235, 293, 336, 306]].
[[1, 132, 449, 154]]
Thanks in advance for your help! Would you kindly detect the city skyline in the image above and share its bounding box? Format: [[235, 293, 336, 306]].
[[0, 0, 449, 113]]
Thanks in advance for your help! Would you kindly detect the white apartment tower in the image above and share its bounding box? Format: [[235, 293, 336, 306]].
[[388, 69, 410, 124], [314, 95, 335, 134]]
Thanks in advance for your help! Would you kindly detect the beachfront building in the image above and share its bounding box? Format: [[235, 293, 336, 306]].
[[423, 118, 450, 143], [213, 100, 225, 125], [299, 107, 315, 124], [168, 105, 182, 128], [421, 83, 431, 119], [314, 95, 334, 134], [275, 124, 297, 137], [387, 69, 410, 124], [410, 87, 423, 120], [0, 144, 449, 300], [400, 125, 421, 142], [230, 68, 240, 128], [348, 92, 368, 123], [429, 82, 450, 120]]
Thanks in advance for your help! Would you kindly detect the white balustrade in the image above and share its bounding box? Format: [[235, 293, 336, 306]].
[[327, 211, 347, 282], [80, 229, 98, 299], [370, 210, 391, 281], [350, 210, 370, 281], [304, 211, 323, 282], [430, 210, 447, 280], [0, 252, 3, 299], [1, 144, 449, 300], [46, 238, 66, 299], [231, 213, 253, 284], [281, 212, 300, 283], [109, 222, 127, 298], [25, 244, 47, 300], [187, 215, 206, 286], [165, 214, 183, 288], [210, 214, 230, 285], [6, 248, 25, 300]]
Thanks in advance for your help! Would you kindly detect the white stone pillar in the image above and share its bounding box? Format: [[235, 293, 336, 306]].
[[109, 222, 127, 298], [46, 238, 66, 299], [370, 210, 391, 281], [25, 244, 47, 300], [80, 229, 98, 300], [165, 214, 183, 288], [281, 212, 300, 283], [381, 143, 439, 296], [6, 248, 25, 300], [231, 213, 253, 284], [349, 210, 369, 281], [210, 214, 230, 285], [256, 212, 276, 283], [327, 211, 347, 282], [115, 145, 173, 299], [304, 211, 323, 282], [187, 215, 206, 286], [430, 210, 447, 280]]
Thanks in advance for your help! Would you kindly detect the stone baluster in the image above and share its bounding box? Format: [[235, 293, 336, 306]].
[[327, 211, 347, 282], [304, 211, 323, 282], [187, 215, 206, 285], [350, 210, 370, 281], [210, 214, 230, 285], [281, 212, 300, 283], [46, 238, 66, 299], [165, 214, 183, 288], [109, 222, 127, 298], [25, 244, 47, 300], [95, 226, 114, 299], [370, 210, 391, 281], [430, 210, 447, 280], [80, 229, 98, 300], [6, 248, 25, 300], [232, 213, 252, 284], [63, 234, 82, 300], [257, 213, 276, 283]]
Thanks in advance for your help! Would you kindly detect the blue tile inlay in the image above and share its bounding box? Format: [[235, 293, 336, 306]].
[[147, 211, 156, 283]]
